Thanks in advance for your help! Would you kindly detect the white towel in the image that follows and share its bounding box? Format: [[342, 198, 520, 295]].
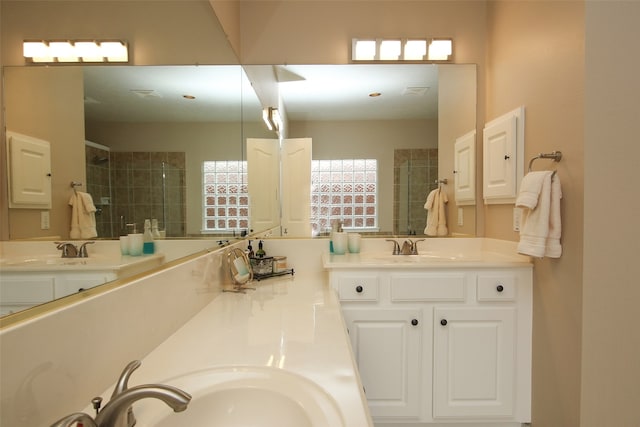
[[516, 171, 549, 209], [516, 172, 562, 258], [424, 188, 439, 236], [69, 192, 98, 239], [424, 188, 449, 236]]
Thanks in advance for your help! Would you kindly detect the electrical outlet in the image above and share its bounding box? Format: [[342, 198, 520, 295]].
[[457, 207, 464, 226], [513, 207, 523, 232], [41, 211, 50, 230]]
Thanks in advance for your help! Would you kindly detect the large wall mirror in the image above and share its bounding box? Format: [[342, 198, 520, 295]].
[[1, 62, 476, 319]]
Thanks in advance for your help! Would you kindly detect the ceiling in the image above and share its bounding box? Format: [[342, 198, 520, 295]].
[[83, 64, 439, 124]]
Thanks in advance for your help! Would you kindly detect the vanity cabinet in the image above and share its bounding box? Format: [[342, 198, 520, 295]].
[[329, 267, 532, 426], [0, 272, 115, 316]]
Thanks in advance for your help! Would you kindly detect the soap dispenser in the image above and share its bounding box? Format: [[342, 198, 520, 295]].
[[256, 240, 266, 258], [151, 218, 161, 239], [143, 219, 155, 254]]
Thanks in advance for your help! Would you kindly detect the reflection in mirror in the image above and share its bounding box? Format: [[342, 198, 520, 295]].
[[244, 63, 477, 237], [83, 65, 266, 238]]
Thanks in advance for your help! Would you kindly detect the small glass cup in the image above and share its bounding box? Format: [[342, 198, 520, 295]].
[[348, 233, 361, 253]]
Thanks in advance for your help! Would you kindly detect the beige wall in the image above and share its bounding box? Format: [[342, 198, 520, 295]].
[[1, 1, 237, 66], [4, 67, 86, 240], [582, 2, 640, 426], [485, 2, 585, 425]]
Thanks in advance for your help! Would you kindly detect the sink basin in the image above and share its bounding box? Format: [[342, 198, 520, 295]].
[[363, 252, 479, 263], [135, 366, 345, 427]]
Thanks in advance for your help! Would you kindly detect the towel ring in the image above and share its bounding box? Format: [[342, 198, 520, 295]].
[[70, 181, 83, 194], [528, 151, 562, 172]]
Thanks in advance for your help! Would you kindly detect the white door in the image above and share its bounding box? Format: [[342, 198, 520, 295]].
[[7, 131, 52, 208], [280, 138, 312, 237], [343, 308, 423, 419], [454, 130, 476, 205], [247, 138, 280, 233], [433, 307, 516, 418]]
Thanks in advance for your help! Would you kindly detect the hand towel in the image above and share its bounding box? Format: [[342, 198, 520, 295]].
[[545, 174, 562, 257], [515, 171, 550, 209], [424, 188, 439, 236], [69, 192, 98, 239], [516, 171, 562, 258], [436, 188, 449, 236]]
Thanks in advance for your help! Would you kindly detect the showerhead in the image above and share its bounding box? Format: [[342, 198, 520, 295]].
[[92, 156, 109, 165]]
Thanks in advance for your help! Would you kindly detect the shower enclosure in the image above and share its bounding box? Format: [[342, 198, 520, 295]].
[[393, 148, 439, 235], [85, 142, 186, 238]]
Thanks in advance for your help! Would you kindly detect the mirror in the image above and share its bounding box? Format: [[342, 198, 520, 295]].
[[4, 63, 476, 241], [1, 63, 476, 319], [243, 63, 477, 237]]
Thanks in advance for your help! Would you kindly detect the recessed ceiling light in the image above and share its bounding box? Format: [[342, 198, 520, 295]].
[[369, 92, 382, 97], [130, 89, 161, 98]]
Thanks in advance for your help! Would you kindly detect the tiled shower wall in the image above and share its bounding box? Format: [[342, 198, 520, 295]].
[[85, 147, 186, 238], [111, 152, 186, 237], [85, 145, 113, 238], [393, 148, 439, 235]]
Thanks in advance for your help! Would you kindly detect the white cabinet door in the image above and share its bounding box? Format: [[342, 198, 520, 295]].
[[483, 116, 517, 201], [6, 131, 52, 208], [454, 130, 476, 205], [433, 307, 516, 418], [482, 106, 525, 204], [343, 308, 423, 419]]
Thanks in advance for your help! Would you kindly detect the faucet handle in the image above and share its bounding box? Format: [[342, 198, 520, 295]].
[[55, 242, 79, 258], [112, 360, 142, 399], [78, 241, 95, 258], [411, 239, 425, 255], [385, 239, 400, 255]]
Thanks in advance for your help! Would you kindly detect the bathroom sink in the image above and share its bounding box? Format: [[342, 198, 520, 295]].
[[135, 366, 345, 427], [364, 252, 479, 263]]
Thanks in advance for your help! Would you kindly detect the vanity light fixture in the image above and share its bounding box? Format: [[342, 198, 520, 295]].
[[23, 40, 129, 63], [262, 107, 282, 132], [351, 38, 452, 62]]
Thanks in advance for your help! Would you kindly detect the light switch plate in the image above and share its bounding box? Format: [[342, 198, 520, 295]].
[[513, 207, 523, 232], [41, 211, 50, 229]]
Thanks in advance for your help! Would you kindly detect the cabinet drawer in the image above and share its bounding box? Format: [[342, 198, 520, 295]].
[[390, 274, 466, 302], [477, 275, 516, 301], [336, 275, 379, 301], [0, 277, 55, 303]]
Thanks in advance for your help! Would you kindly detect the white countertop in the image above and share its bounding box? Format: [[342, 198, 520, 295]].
[[322, 250, 532, 269], [97, 273, 373, 427], [0, 253, 164, 274]]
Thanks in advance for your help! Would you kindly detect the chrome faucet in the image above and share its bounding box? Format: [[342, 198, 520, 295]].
[[94, 384, 191, 427], [50, 360, 192, 427], [55, 241, 95, 258], [402, 239, 425, 255]]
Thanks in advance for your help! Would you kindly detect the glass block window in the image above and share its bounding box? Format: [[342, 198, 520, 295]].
[[311, 159, 378, 234], [202, 161, 249, 232]]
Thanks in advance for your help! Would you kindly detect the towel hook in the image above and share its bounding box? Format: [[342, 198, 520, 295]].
[[528, 151, 562, 172], [70, 181, 82, 194]]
